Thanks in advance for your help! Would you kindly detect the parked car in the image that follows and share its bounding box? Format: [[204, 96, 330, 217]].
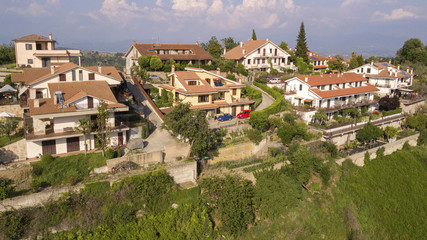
[[149, 74, 159, 79], [237, 110, 251, 119], [217, 113, 233, 121]]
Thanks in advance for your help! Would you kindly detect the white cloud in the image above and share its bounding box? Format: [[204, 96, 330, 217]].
[[98, 0, 149, 26], [373, 8, 419, 21], [46, 0, 60, 6], [156, 0, 163, 7], [7, 1, 50, 16]]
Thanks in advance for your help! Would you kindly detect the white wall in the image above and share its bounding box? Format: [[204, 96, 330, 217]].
[[54, 115, 83, 132], [243, 41, 292, 71]]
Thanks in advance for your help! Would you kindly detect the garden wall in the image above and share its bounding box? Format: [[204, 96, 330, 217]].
[[0, 139, 26, 162], [336, 133, 419, 166], [210, 138, 267, 164], [166, 161, 197, 183], [107, 150, 163, 171], [164, 142, 191, 161], [0, 104, 24, 118]]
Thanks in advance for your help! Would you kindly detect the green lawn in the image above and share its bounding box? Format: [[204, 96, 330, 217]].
[[0, 134, 23, 147]]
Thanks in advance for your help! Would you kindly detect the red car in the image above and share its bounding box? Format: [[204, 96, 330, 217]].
[[237, 110, 251, 119]]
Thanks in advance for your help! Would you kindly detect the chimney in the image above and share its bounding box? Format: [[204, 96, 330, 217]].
[[49, 32, 52, 40], [216, 67, 220, 75], [394, 71, 397, 77], [243, 49, 246, 55], [171, 64, 175, 73], [406, 67, 410, 73], [196, 40, 199, 46], [98, 63, 102, 73], [371, 60, 374, 65], [54, 94, 58, 105], [133, 40, 136, 46], [50, 65, 55, 74], [266, 38, 269, 42], [304, 76, 308, 82], [240, 40, 243, 47], [223, 47, 226, 55], [34, 99, 39, 108], [397, 64, 400, 70], [388, 59, 391, 65], [411, 68, 413, 74], [363, 74, 366, 78]]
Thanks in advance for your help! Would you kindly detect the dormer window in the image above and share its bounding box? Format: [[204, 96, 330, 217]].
[[188, 81, 197, 86], [214, 80, 223, 87]]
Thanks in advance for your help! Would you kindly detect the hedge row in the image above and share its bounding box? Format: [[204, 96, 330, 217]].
[[382, 108, 402, 117], [249, 82, 286, 130]]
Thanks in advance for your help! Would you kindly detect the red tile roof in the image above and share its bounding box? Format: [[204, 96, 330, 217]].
[[13, 34, 55, 42], [311, 83, 379, 98], [133, 43, 213, 61], [224, 40, 267, 60], [296, 73, 367, 86]]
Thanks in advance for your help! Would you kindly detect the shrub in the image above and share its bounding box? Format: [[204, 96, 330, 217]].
[[379, 96, 400, 111], [382, 108, 402, 117], [277, 122, 295, 145], [364, 151, 371, 163], [402, 140, 411, 150], [247, 128, 263, 145], [323, 142, 338, 158], [376, 147, 385, 159], [0, 177, 14, 200], [105, 148, 116, 159], [417, 129, 427, 146], [41, 153, 54, 165], [141, 125, 147, 138], [320, 165, 331, 186]]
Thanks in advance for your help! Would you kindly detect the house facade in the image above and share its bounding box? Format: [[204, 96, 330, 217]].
[[284, 73, 379, 121], [158, 67, 254, 118], [346, 61, 413, 95], [13, 33, 81, 68], [308, 51, 328, 71], [123, 41, 213, 76], [224, 39, 295, 72], [11, 63, 128, 159]]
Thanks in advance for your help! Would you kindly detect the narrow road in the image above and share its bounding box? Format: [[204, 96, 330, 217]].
[[251, 84, 275, 111]]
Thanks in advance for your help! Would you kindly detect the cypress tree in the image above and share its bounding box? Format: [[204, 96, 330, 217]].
[[252, 29, 257, 40], [295, 22, 309, 63]]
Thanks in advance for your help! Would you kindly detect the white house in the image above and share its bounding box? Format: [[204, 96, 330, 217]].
[[284, 73, 379, 121], [346, 60, 413, 95], [11, 63, 129, 159], [224, 39, 295, 72], [123, 41, 213, 76], [13, 33, 81, 68]]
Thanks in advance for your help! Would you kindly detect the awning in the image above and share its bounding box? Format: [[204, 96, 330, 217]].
[[0, 84, 17, 93], [304, 99, 313, 103]]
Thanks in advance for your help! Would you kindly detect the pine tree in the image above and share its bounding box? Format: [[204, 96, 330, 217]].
[[252, 29, 257, 40], [295, 22, 309, 63]]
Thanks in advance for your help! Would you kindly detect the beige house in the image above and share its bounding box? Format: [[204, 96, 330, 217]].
[[158, 67, 254, 118], [13, 33, 81, 68], [123, 41, 213, 76], [12, 63, 128, 159]]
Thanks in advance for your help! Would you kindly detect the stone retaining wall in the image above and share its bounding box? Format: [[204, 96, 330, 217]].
[[210, 138, 267, 164], [107, 150, 163, 171], [0, 104, 24, 118], [336, 133, 419, 166], [0, 139, 26, 162]]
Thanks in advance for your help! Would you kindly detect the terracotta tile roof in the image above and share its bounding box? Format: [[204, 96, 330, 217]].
[[224, 40, 267, 60], [363, 62, 412, 79], [313, 65, 328, 69], [311, 83, 379, 99], [190, 104, 218, 110], [174, 71, 217, 94], [11, 63, 123, 86], [13, 34, 55, 42], [296, 73, 367, 86], [133, 43, 213, 60], [29, 81, 125, 116]]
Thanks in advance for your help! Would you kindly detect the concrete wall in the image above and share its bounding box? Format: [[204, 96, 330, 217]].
[[164, 142, 191, 161], [166, 161, 197, 183], [401, 100, 426, 114], [0, 139, 26, 162], [210, 138, 267, 164], [107, 150, 163, 171], [336, 133, 419, 166], [0, 104, 24, 118]]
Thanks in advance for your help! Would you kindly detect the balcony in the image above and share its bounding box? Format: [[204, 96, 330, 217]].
[[324, 99, 378, 112], [33, 49, 82, 57]]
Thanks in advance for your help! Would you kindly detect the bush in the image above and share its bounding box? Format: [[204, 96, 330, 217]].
[[323, 142, 338, 158], [105, 148, 116, 159], [379, 96, 400, 111], [41, 153, 54, 165], [320, 165, 331, 186], [0, 177, 14, 200], [376, 147, 385, 159], [141, 125, 147, 138], [382, 108, 402, 117], [247, 128, 263, 145]]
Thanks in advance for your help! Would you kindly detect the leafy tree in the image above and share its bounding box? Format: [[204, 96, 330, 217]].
[[349, 52, 364, 69], [247, 128, 263, 145], [327, 56, 347, 72], [396, 38, 427, 64], [0, 118, 18, 140], [285, 144, 315, 184], [367, 56, 378, 63], [384, 126, 398, 140], [74, 118, 93, 156], [0, 43, 15, 65], [295, 22, 309, 63], [0, 177, 14, 200], [200, 175, 254, 235], [149, 55, 163, 71], [313, 108, 328, 124], [279, 41, 289, 52], [356, 122, 383, 147], [249, 112, 269, 131], [1, 74, 14, 87], [206, 36, 222, 59], [278, 122, 296, 145], [357, 55, 364, 66], [138, 55, 151, 69], [252, 29, 257, 40], [96, 100, 110, 156], [237, 63, 248, 76], [226, 73, 236, 81], [405, 113, 427, 131], [221, 37, 238, 52], [254, 170, 301, 219], [375, 147, 385, 159], [320, 165, 331, 186], [378, 96, 400, 111], [295, 56, 310, 73], [323, 141, 338, 158]]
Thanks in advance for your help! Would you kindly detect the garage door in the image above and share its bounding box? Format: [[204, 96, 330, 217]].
[[67, 137, 80, 153], [42, 140, 56, 155]]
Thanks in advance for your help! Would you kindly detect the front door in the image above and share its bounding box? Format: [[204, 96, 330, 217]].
[[87, 96, 93, 109], [232, 106, 236, 116], [42, 140, 56, 155], [66, 137, 80, 152], [118, 132, 123, 145]]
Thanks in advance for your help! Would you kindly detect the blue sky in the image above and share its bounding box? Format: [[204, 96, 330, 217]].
[[1, 0, 426, 57]]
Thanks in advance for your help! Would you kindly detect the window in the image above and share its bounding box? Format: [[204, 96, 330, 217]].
[[88, 73, 95, 80], [72, 70, 76, 81], [258, 49, 260, 54], [216, 108, 221, 114], [25, 44, 32, 50], [273, 58, 276, 64], [270, 49, 272, 54], [262, 59, 265, 64], [329, 84, 332, 90], [79, 70, 83, 81], [198, 95, 209, 103], [361, 68, 364, 73], [275, 49, 277, 56], [299, 84, 302, 91], [263, 49, 266, 56], [27, 59, 33, 64], [36, 43, 42, 50], [205, 78, 210, 84], [367, 68, 371, 73], [247, 59, 251, 64], [59, 74, 66, 82], [232, 89, 237, 95], [282, 58, 285, 63], [188, 81, 197, 86]]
